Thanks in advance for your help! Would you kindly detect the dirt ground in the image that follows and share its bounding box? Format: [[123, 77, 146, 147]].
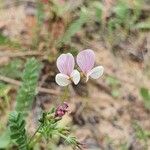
[[0, 0, 150, 150]]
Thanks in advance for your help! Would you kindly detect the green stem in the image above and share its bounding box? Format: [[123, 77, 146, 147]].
[[61, 86, 69, 101], [57, 132, 67, 140], [28, 123, 42, 145], [5, 96, 10, 108]]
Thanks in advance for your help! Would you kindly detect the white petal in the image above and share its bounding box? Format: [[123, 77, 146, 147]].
[[55, 73, 70, 86], [88, 66, 104, 80], [71, 70, 80, 85]]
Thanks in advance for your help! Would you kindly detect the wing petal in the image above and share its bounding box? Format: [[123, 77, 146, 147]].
[[55, 73, 70, 86], [71, 70, 80, 85], [88, 66, 104, 80]]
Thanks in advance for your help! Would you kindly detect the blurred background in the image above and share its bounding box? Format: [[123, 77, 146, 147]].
[[0, 0, 150, 149]]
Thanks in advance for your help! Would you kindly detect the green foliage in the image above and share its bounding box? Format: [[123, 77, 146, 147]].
[[69, 48, 79, 56], [134, 20, 150, 30], [134, 122, 150, 140], [64, 135, 78, 146], [122, 0, 141, 25], [108, 2, 129, 32], [0, 82, 11, 96], [9, 111, 28, 150], [107, 0, 142, 33], [32, 1, 44, 49], [39, 113, 58, 140], [36, 1, 45, 26], [114, 1, 129, 21], [15, 58, 41, 115], [140, 87, 150, 110], [0, 82, 11, 107], [52, 0, 70, 17], [133, 122, 150, 148], [0, 34, 21, 48], [58, 7, 89, 45], [91, 1, 103, 21], [0, 59, 23, 78], [119, 142, 128, 150], [0, 82, 11, 98], [106, 76, 120, 85], [36, 109, 80, 149], [0, 131, 11, 149], [106, 76, 120, 98], [140, 88, 150, 100]]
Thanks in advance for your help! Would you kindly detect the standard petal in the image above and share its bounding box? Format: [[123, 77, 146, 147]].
[[55, 73, 70, 86], [77, 49, 95, 73], [71, 70, 80, 85], [56, 53, 75, 75], [88, 66, 104, 80]]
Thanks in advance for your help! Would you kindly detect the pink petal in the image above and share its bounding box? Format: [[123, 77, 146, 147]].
[[56, 53, 75, 75], [77, 49, 95, 73]]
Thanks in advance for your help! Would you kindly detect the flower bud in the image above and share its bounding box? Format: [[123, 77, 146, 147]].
[[55, 102, 69, 117]]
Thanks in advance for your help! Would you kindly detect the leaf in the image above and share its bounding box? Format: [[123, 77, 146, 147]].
[[106, 76, 120, 86], [0, 82, 11, 97], [0, 59, 23, 79], [9, 111, 28, 150], [114, 2, 129, 20], [0, 34, 21, 48], [133, 121, 150, 141], [58, 7, 89, 45], [53, 0, 70, 17], [15, 58, 41, 116], [0, 131, 11, 149], [36, 1, 44, 26], [111, 89, 120, 98], [140, 88, 150, 101], [92, 1, 103, 21], [140, 87, 150, 110], [134, 21, 150, 30]]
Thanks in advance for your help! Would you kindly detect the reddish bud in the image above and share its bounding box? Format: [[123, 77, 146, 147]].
[[55, 102, 69, 117]]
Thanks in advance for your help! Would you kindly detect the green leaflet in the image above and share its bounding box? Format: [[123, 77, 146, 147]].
[[0, 59, 23, 79], [140, 87, 150, 110], [9, 111, 28, 150], [9, 58, 41, 149], [15, 58, 41, 115], [0, 130, 11, 149], [58, 7, 89, 45]]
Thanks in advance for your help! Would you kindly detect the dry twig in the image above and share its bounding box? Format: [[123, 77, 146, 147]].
[[0, 51, 43, 58], [0, 75, 59, 95]]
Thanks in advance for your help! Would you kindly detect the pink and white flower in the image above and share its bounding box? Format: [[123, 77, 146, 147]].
[[77, 49, 104, 81], [55, 53, 80, 86]]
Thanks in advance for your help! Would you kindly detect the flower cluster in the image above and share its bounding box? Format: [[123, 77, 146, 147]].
[[55, 49, 104, 86], [55, 102, 69, 117]]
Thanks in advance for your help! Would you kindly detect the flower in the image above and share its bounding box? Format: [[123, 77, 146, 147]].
[[55, 102, 68, 117], [77, 49, 104, 81], [55, 53, 80, 86]]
